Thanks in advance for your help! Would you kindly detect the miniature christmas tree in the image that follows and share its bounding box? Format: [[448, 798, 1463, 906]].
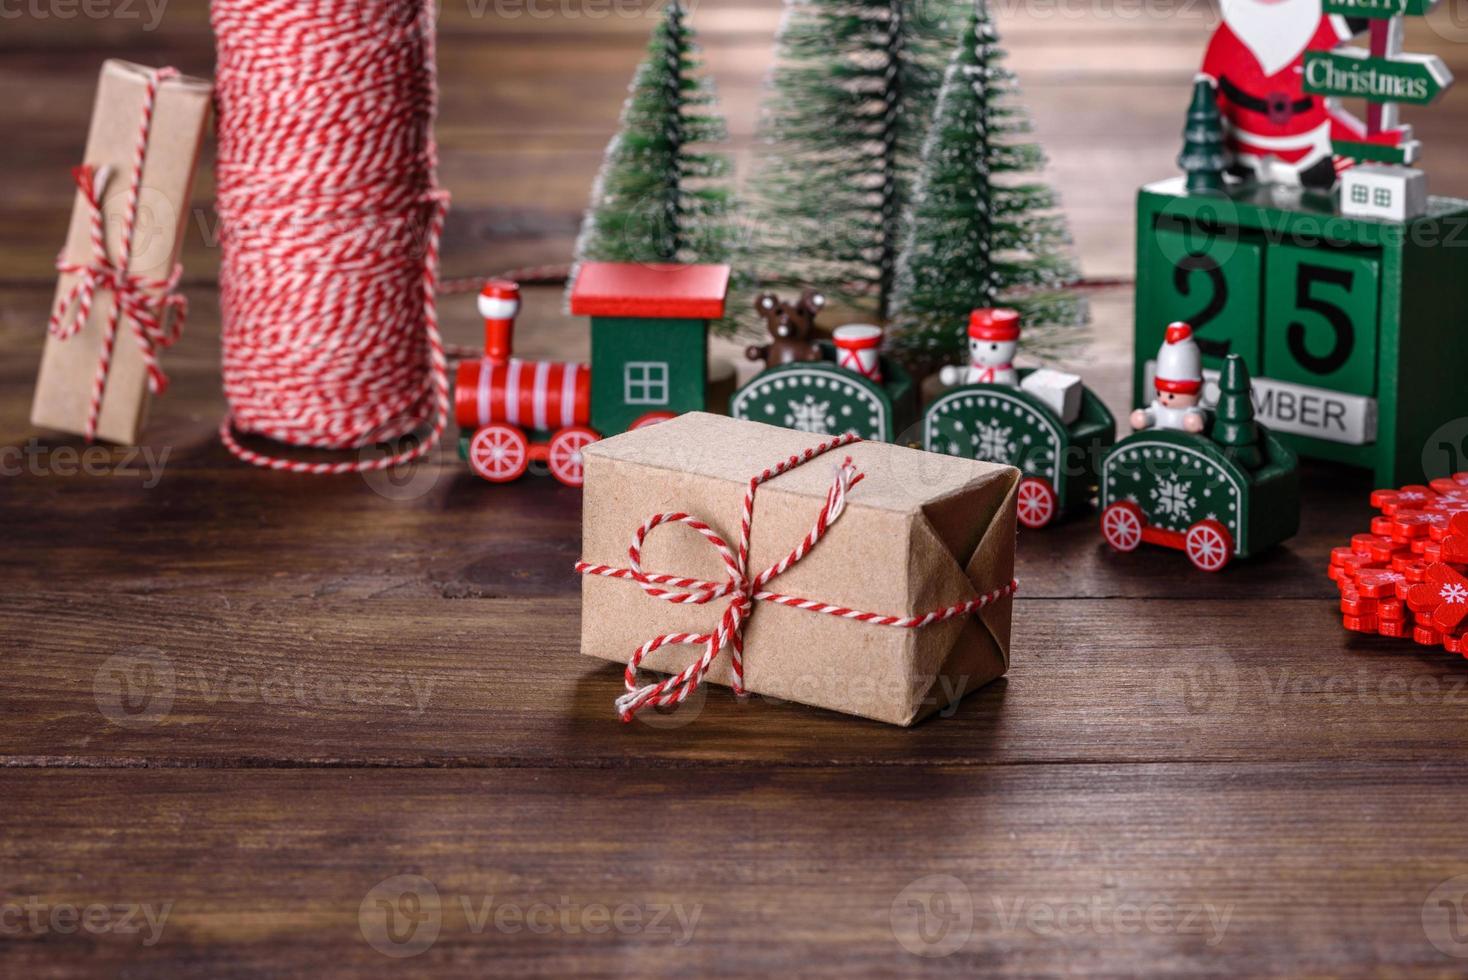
[[573, 1, 739, 331], [888, 1, 1082, 363], [742, 0, 966, 320], [1212, 354, 1264, 469], [1178, 76, 1227, 194]]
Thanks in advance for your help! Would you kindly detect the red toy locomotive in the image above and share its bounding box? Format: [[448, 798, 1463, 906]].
[[454, 264, 730, 486], [454, 280, 597, 486]]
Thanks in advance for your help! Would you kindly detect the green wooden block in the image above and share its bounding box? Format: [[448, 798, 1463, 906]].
[[1135, 177, 1468, 485], [1263, 244, 1379, 397], [1141, 225, 1263, 371], [588, 316, 708, 437]]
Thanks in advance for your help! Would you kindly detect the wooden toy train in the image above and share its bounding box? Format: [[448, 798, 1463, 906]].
[[454, 263, 729, 486], [453, 262, 1299, 570]]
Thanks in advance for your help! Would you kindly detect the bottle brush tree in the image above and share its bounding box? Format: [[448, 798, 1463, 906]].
[[888, 0, 1083, 365], [572, 0, 741, 332], [742, 0, 967, 321]]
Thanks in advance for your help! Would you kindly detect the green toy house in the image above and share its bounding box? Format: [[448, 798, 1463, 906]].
[[569, 262, 730, 436]]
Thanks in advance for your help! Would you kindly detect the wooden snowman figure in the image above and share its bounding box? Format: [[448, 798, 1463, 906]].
[[939, 308, 1021, 387], [1131, 322, 1207, 434]]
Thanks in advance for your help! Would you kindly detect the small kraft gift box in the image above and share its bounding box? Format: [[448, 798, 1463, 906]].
[[31, 60, 212, 445], [577, 412, 1020, 726]]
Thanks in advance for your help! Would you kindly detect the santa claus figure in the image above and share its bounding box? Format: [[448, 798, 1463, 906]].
[[1202, 0, 1387, 189], [939, 308, 1021, 387], [1132, 322, 1208, 434]]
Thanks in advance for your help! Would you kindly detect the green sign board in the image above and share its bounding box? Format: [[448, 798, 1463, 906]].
[[1304, 50, 1453, 106], [1321, 0, 1434, 17], [1331, 139, 1413, 164]]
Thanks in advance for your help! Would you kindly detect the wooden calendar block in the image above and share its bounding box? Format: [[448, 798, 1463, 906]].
[[1135, 177, 1468, 486], [1263, 245, 1380, 398], [1140, 225, 1263, 371]]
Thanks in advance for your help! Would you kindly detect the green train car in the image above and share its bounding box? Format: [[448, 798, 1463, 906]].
[[921, 371, 1116, 528], [1099, 355, 1300, 572], [729, 343, 918, 443]]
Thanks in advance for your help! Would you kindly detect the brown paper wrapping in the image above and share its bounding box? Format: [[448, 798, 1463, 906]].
[[579, 412, 1020, 726], [31, 60, 213, 445]]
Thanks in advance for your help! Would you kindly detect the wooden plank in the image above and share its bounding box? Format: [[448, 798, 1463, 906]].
[[2, 765, 1467, 975], [6, 593, 1464, 768]]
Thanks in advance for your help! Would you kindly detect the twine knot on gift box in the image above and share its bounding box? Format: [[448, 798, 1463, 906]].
[[576, 432, 1019, 722], [48, 66, 187, 442]]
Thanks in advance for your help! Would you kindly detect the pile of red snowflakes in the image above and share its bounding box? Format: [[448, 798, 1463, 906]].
[[1328, 473, 1468, 652]]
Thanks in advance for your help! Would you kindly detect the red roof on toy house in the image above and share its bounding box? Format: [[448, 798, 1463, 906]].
[[569, 262, 730, 320]]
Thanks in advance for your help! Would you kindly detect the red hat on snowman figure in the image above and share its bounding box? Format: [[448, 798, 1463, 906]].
[[1200, 0, 1403, 189], [1132, 322, 1208, 434], [939, 308, 1022, 388]]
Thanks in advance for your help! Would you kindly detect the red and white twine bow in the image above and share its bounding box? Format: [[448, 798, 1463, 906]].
[[576, 434, 1019, 722], [49, 67, 186, 441]]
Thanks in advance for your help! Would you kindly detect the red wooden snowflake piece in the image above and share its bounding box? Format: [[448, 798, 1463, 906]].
[[1391, 510, 1446, 540], [1438, 512, 1468, 563], [1356, 568, 1405, 598], [1377, 486, 1435, 515], [1430, 473, 1468, 495], [1405, 563, 1468, 634]]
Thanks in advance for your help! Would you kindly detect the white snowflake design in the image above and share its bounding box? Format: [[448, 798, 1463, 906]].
[[784, 396, 832, 434], [973, 421, 1017, 463], [1150, 477, 1197, 520], [1440, 583, 1468, 605]]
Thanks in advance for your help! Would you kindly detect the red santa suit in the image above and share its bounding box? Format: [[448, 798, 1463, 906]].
[[1201, 0, 1379, 186]]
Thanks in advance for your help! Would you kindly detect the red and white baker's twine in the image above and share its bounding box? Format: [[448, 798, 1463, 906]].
[[49, 68, 187, 441], [576, 434, 1019, 722], [212, 0, 450, 473]]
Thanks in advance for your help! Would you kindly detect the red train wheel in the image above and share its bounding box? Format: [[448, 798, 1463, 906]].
[[468, 424, 529, 483], [1185, 519, 1234, 573], [630, 411, 676, 430], [1102, 501, 1144, 553], [1015, 477, 1057, 530], [548, 426, 599, 487]]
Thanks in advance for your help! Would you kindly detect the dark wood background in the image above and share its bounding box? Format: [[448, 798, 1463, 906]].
[[5, 0, 1468, 975]]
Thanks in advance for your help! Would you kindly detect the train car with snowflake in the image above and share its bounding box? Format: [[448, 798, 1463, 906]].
[[728, 347, 919, 444], [455, 263, 729, 487], [731, 306, 1116, 529], [920, 372, 1116, 528], [1099, 354, 1300, 572]]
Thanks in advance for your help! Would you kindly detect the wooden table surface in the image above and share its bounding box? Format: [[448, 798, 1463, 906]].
[[6, 1, 1468, 975]]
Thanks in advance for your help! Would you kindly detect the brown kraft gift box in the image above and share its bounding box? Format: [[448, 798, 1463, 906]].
[[31, 60, 213, 445], [578, 412, 1020, 726]]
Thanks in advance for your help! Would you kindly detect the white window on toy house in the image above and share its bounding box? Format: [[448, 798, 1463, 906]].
[[624, 361, 669, 405], [1374, 187, 1393, 208], [1351, 184, 1370, 205]]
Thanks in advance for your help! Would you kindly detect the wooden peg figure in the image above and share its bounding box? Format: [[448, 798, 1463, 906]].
[[1131, 322, 1207, 434], [939, 309, 1021, 387]]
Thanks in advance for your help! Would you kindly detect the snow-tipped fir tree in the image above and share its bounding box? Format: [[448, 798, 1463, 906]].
[[742, 0, 967, 321], [889, 1, 1082, 364], [573, 1, 740, 332]]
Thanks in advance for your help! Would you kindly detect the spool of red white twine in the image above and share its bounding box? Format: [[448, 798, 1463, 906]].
[[212, 0, 450, 473]]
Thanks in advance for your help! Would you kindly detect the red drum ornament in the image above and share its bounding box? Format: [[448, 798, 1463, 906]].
[[832, 324, 883, 383]]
